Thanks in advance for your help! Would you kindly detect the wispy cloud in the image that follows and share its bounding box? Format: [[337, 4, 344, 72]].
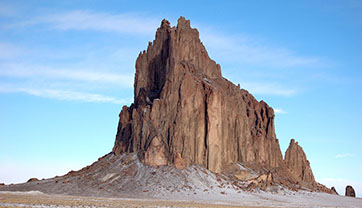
[[274, 108, 288, 114], [0, 86, 130, 104], [0, 63, 134, 88], [1, 11, 317, 103], [23, 88, 129, 104], [335, 153, 354, 159], [0, 62, 134, 104], [199, 29, 323, 69], [239, 81, 298, 96], [7, 10, 160, 35]]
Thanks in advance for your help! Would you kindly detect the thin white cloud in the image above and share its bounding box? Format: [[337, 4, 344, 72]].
[[0, 63, 134, 88], [7, 10, 159, 35], [199, 29, 322, 68], [335, 153, 354, 159], [239, 81, 298, 96], [4, 10, 324, 70], [274, 108, 287, 114], [24, 88, 128, 104], [0, 86, 130, 104]]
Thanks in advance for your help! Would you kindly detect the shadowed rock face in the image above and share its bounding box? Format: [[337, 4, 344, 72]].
[[345, 185, 356, 197], [284, 139, 316, 185], [331, 186, 339, 195], [112, 17, 283, 173]]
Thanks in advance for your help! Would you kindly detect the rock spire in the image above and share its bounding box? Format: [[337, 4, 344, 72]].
[[284, 139, 316, 185]]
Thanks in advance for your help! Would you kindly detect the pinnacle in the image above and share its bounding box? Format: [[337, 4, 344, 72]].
[[160, 19, 170, 29], [177, 16, 191, 29]]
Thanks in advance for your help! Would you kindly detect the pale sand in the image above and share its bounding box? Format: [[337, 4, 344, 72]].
[[0, 191, 264, 208]]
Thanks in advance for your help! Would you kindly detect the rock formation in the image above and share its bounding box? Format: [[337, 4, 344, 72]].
[[345, 185, 356, 197], [113, 16, 283, 174], [284, 139, 316, 185], [111, 17, 333, 193], [27, 178, 39, 183], [331, 186, 338, 195]]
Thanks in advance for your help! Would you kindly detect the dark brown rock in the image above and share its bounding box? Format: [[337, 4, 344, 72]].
[[247, 182, 257, 191], [27, 178, 39, 183], [0, 183, 4, 186], [284, 139, 316, 185], [331, 186, 338, 195], [112, 16, 283, 173], [345, 185, 356, 197]]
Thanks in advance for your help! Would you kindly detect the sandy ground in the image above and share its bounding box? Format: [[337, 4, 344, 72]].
[[0, 191, 264, 208], [1, 191, 362, 208]]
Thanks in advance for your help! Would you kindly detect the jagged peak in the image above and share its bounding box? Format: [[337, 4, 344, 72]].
[[160, 19, 171, 29], [289, 138, 298, 146], [177, 16, 191, 29]]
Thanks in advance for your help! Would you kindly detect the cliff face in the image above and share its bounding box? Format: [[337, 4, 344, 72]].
[[284, 139, 316, 185], [112, 17, 283, 173]]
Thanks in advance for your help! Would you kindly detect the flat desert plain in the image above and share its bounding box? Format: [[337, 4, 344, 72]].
[[1, 190, 362, 208]]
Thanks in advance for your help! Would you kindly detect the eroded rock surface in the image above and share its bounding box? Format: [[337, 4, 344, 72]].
[[284, 139, 316, 185], [112, 17, 283, 174]]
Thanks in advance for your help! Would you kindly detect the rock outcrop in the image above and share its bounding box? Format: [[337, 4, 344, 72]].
[[284, 139, 316, 185], [113, 17, 283, 174], [331, 186, 338, 195], [27, 178, 39, 183], [345, 185, 356, 197]]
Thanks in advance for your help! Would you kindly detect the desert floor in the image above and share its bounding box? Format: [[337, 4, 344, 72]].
[[0, 191, 267, 208], [1, 190, 362, 208]]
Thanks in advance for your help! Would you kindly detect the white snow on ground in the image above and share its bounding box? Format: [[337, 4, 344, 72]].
[[0, 191, 44, 195]]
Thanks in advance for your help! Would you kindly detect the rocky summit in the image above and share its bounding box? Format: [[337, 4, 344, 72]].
[[113, 16, 283, 173], [112, 17, 331, 192]]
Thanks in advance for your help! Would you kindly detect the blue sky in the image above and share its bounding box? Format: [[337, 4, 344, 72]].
[[0, 0, 361, 196]]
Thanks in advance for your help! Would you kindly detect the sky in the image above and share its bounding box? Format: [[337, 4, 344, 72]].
[[0, 0, 361, 197]]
